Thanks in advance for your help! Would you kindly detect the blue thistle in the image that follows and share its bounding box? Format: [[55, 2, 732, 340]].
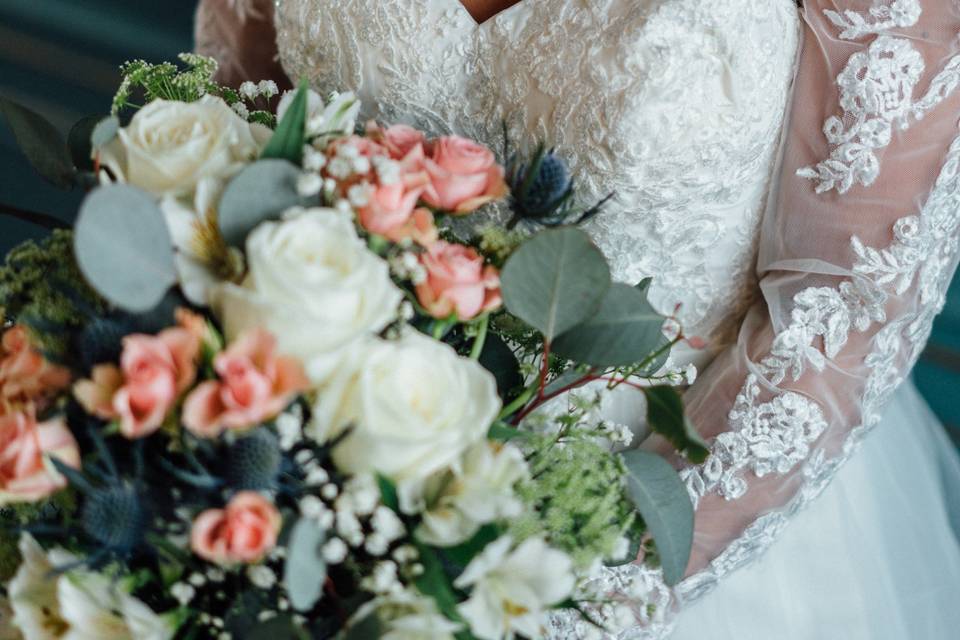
[[226, 428, 282, 491], [507, 145, 575, 226], [81, 483, 150, 552]]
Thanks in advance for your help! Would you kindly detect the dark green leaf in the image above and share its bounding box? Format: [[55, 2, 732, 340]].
[[90, 115, 120, 151], [413, 542, 463, 624], [0, 97, 75, 188], [284, 518, 327, 612], [440, 525, 501, 569], [245, 614, 309, 640], [343, 613, 382, 640], [377, 474, 399, 512], [477, 333, 523, 399], [487, 422, 528, 442], [553, 282, 666, 367], [74, 185, 177, 312], [261, 79, 309, 164], [501, 227, 610, 341], [218, 159, 307, 246], [620, 450, 694, 586], [68, 115, 102, 172], [643, 386, 709, 463]]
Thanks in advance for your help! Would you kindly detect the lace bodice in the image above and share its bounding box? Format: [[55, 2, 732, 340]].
[[274, 0, 802, 366], [195, 0, 960, 637]]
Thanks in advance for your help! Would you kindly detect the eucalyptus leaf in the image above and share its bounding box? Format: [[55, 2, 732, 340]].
[[74, 185, 177, 312], [218, 159, 307, 246], [0, 96, 75, 188], [477, 333, 523, 399], [90, 115, 120, 150], [501, 227, 610, 341], [553, 282, 666, 367], [643, 386, 709, 464], [620, 449, 694, 585], [343, 614, 383, 640], [261, 79, 309, 163], [487, 422, 528, 442], [68, 115, 102, 172], [245, 614, 309, 640], [284, 518, 327, 612]]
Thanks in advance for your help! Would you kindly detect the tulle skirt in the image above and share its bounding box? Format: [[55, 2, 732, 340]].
[[671, 381, 960, 640]]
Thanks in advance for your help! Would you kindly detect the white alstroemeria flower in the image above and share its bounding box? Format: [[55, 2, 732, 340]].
[[418, 442, 529, 547], [349, 589, 461, 640], [160, 177, 243, 306], [454, 536, 575, 640], [213, 207, 403, 383], [7, 534, 175, 640], [277, 88, 361, 140]]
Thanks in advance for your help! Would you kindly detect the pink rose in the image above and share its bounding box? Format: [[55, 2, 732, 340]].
[[416, 241, 502, 321], [0, 326, 70, 416], [421, 136, 508, 214], [73, 364, 123, 419], [0, 409, 80, 504], [190, 491, 281, 565], [182, 329, 309, 438], [366, 121, 427, 160], [356, 146, 431, 239], [382, 207, 439, 247]]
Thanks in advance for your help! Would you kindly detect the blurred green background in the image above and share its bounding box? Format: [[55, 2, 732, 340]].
[[2, 0, 959, 437]]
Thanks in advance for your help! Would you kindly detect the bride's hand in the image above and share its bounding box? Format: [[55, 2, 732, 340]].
[[195, 0, 292, 90]]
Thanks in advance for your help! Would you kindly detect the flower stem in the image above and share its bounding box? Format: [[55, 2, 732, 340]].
[[0, 202, 68, 230], [469, 315, 489, 360]]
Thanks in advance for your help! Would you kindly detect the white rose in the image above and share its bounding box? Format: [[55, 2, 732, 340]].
[[454, 536, 575, 640], [100, 95, 270, 197], [307, 330, 501, 489], [418, 442, 529, 547], [8, 534, 175, 640], [213, 208, 402, 382], [277, 88, 360, 140]]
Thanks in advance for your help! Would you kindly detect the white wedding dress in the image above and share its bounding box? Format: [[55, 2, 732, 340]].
[[198, 0, 960, 637]]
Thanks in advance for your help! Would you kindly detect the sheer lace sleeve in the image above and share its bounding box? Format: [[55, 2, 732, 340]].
[[563, 1, 960, 637], [194, 0, 291, 89]]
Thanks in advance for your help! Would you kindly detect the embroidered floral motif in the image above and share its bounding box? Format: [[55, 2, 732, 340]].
[[797, 36, 924, 194], [824, 0, 921, 39]]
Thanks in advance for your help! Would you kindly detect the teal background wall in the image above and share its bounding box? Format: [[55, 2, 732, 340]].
[[2, 0, 958, 440]]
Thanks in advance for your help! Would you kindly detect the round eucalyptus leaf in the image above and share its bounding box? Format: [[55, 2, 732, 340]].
[[501, 227, 610, 341], [284, 518, 327, 612], [68, 115, 102, 172], [74, 185, 177, 312], [219, 159, 306, 247], [90, 115, 120, 150], [621, 449, 694, 586], [553, 282, 666, 367], [0, 97, 75, 189]]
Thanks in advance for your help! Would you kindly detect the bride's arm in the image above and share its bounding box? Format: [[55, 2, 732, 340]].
[[641, 0, 960, 610], [194, 0, 291, 89]]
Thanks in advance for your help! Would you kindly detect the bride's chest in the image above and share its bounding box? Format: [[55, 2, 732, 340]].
[[276, 0, 800, 348]]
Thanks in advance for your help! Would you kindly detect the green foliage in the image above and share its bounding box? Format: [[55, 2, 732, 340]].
[[621, 450, 694, 586], [218, 160, 309, 247], [643, 386, 709, 464], [0, 97, 76, 189], [474, 225, 526, 268], [284, 518, 328, 612], [500, 227, 611, 341], [0, 230, 104, 357], [111, 53, 276, 127], [73, 185, 178, 312], [261, 80, 309, 164], [510, 432, 639, 569]]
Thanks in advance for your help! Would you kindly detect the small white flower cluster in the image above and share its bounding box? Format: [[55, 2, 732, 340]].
[[297, 473, 407, 569], [238, 80, 280, 102], [275, 404, 305, 450], [388, 250, 427, 285]]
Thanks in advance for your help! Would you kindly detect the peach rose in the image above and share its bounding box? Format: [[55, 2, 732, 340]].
[[0, 409, 80, 505], [357, 179, 426, 239], [366, 122, 426, 160], [421, 136, 508, 214], [190, 491, 281, 565], [0, 326, 70, 415], [72, 311, 203, 438], [382, 207, 439, 246], [416, 241, 502, 321], [182, 329, 309, 438]]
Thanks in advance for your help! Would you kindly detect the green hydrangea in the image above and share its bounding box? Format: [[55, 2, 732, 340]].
[[511, 432, 641, 569], [475, 225, 525, 268], [0, 230, 104, 358]]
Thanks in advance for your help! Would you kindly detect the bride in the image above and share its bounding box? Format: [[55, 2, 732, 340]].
[[196, 0, 960, 637]]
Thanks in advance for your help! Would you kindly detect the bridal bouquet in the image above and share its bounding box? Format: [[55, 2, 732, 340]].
[[0, 55, 705, 639]]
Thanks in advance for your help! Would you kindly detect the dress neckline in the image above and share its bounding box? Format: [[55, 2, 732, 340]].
[[445, 0, 535, 28], [455, 0, 526, 26]]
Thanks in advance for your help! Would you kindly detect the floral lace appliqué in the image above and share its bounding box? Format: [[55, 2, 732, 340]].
[[823, 0, 921, 39]]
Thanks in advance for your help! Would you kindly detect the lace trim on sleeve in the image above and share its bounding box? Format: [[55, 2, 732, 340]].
[[798, 2, 960, 194]]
